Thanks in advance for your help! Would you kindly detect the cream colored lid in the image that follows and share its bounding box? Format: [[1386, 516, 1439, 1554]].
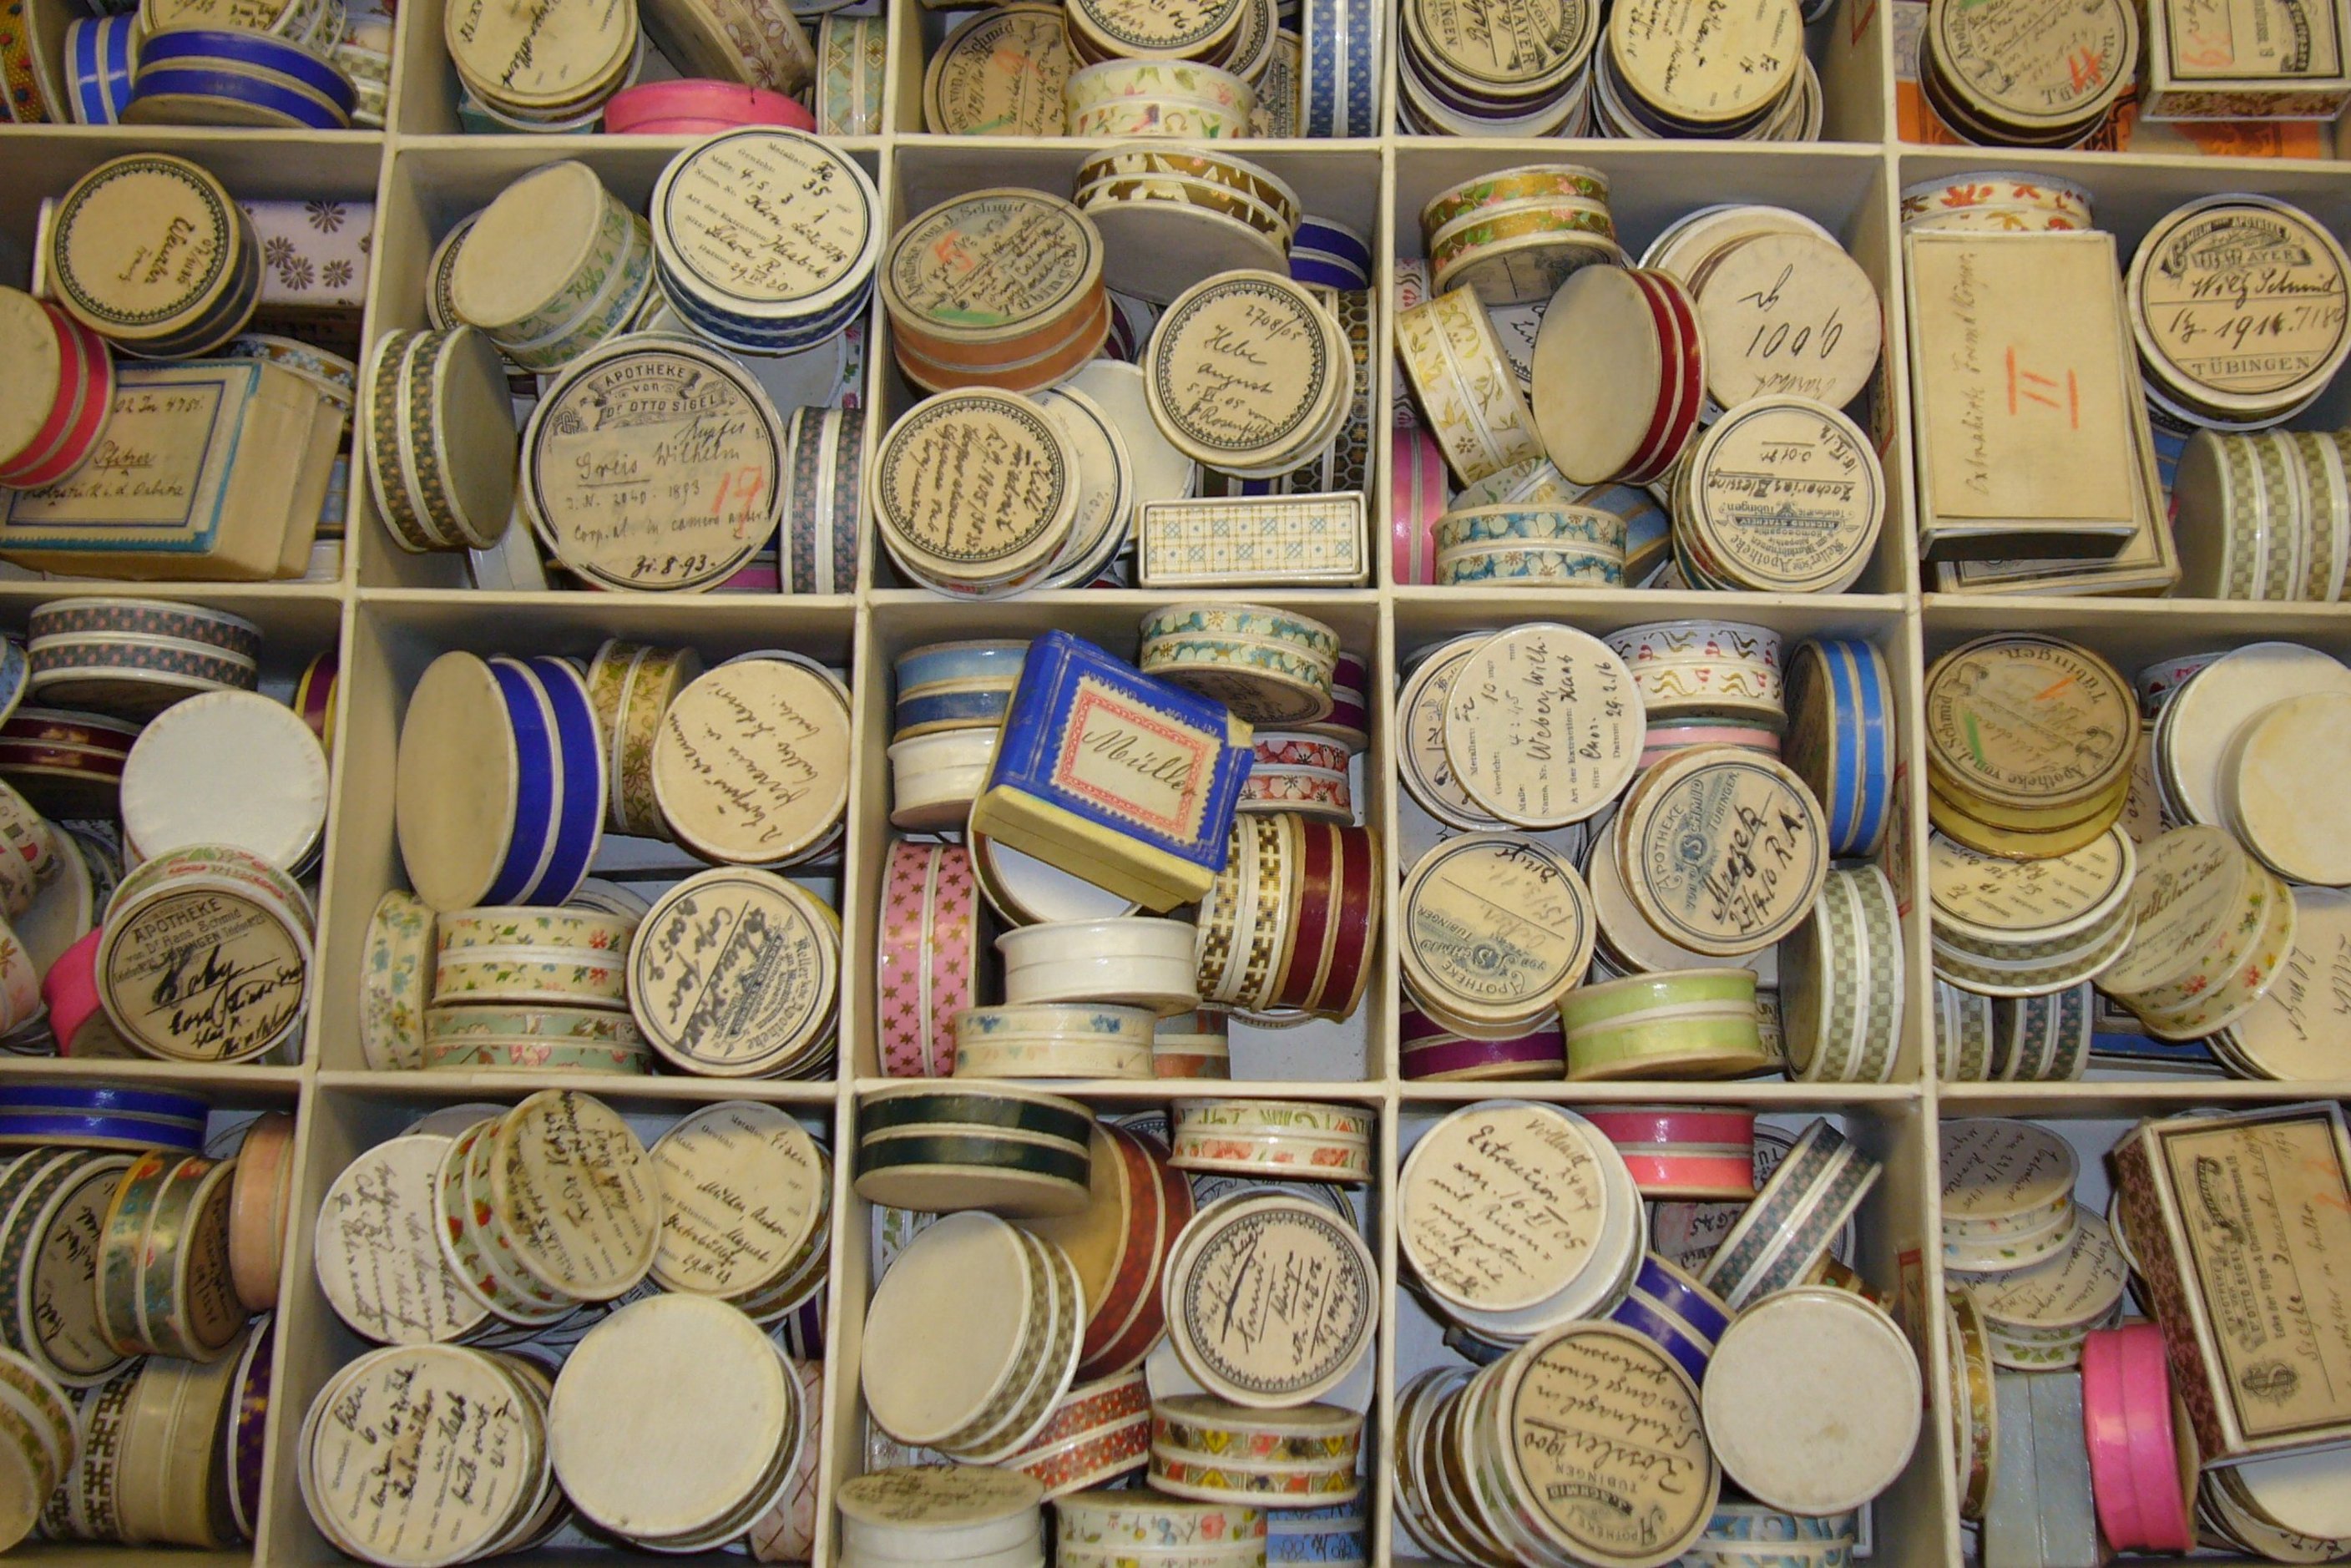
[[2227, 690, 2351, 886], [1443, 624, 1644, 828], [546, 1293, 790, 1540], [442, 0, 632, 107], [835, 1464, 1044, 1531], [2102, 825, 2251, 996], [1145, 271, 1345, 473], [1928, 827, 2132, 941], [1066, 359, 1196, 507], [861, 1212, 1035, 1444], [395, 651, 516, 913], [1966, 1209, 2127, 1328], [1400, 1102, 1610, 1312], [1400, 833, 1593, 1020], [51, 155, 237, 340], [99, 883, 306, 1062], [1701, 1288, 1920, 1515], [884, 190, 1100, 343], [119, 690, 328, 873], [925, 6, 1070, 135], [1686, 397, 1881, 593], [1939, 1118, 2077, 1226], [1018, 1123, 1130, 1307], [2129, 197, 2351, 414], [523, 338, 784, 594], [1619, 748, 1826, 957], [629, 870, 839, 1072], [874, 390, 1079, 584], [650, 1102, 827, 1298], [2164, 642, 2351, 827], [652, 660, 850, 866], [1406, 0, 1595, 87], [1504, 1323, 1715, 1568], [2225, 886, 2351, 1080], [653, 131, 879, 316], [1165, 1193, 1376, 1406], [1609, 0, 1802, 123], [1069, 0, 1245, 54], [313, 1134, 486, 1345], [1691, 232, 1881, 410], [0, 291, 62, 465], [447, 162, 609, 331], [1924, 635, 2135, 812], [490, 1090, 660, 1301], [1929, 0, 2136, 129], [29, 1160, 122, 1380], [1530, 266, 1662, 486]]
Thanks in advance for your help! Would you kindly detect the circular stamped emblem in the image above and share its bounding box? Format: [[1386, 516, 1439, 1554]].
[[1686, 397, 1883, 594], [1928, 0, 2135, 130], [1619, 746, 1827, 956], [1406, 0, 1596, 88], [99, 887, 307, 1062]]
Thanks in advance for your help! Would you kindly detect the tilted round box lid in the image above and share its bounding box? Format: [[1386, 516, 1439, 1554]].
[[1939, 1118, 2076, 1231], [649, 1101, 827, 1298], [2224, 690, 2351, 886], [861, 1211, 1039, 1447], [488, 1090, 660, 1300], [923, 5, 1070, 135], [396, 652, 518, 913], [48, 154, 241, 346], [1615, 746, 1826, 956], [313, 1133, 486, 1346], [1442, 624, 1644, 828], [1400, 1100, 1615, 1313], [629, 869, 839, 1075], [873, 389, 1079, 587], [651, 660, 849, 866], [447, 162, 615, 331], [1701, 1287, 1920, 1515], [1162, 1191, 1376, 1407], [882, 188, 1103, 347], [1145, 270, 1350, 478], [119, 690, 327, 873], [1924, 635, 2135, 814]]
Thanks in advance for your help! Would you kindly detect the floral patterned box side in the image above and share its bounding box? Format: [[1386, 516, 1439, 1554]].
[[237, 200, 372, 311]]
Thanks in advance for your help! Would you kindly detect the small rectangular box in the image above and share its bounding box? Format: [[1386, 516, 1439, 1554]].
[[2111, 1101, 2351, 1464], [1137, 493, 1370, 588], [972, 630, 1254, 912], [2141, 0, 2351, 120]]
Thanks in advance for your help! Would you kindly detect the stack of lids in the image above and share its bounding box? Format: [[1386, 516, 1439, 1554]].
[[1600, 0, 1807, 137], [63, 14, 137, 125], [442, 0, 639, 126], [955, 1000, 1158, 1079], [1192, 815, 1378, 1019], [838, 1466, 1045, 1568], [56, 1324, 270, 1548], [1024, 1121, 1194, 1379], [393, 651, 609, 912], [1394, 1323, 1718, 1567], [124, 28, 356, 128], [881, 190, 1109, 395], [1418, 165, 1617, 305], [1777, 862, 1905, 1085], [1782, 636, 1894, 857], [1399, 833, 1593, 1038], [1963, 1205, 2127, 1368], [628, 869, 842, 1079], [1923, 635, 2136, 858], [888, 639, 1024, 832], [46, 154, 260, 359], [1560, 969, 1776, 1080], [361, 326, 517, 553], [1170, 1099, 1373, 1184], [1398, 0, 1595, 133], [1142, 271, 1350, 480], [447, 163, 651, 373], [1148, 1396, 1364, 1505], [0, 1081, 207, 1155], [314, 1125, 530, 1344], [1921, 0, 2134, 146], [873, 389, 1084, 597], [926, 4, 1069, 136], [438, 1092, 659, 1309], [651, 128, 882, 356], [1981, 984, 2096, 1082], [1160, 1189, 1378, 1408], [1939, 1118, 2080, 1272], [1057, 1489, 1262, 1568], [1605, 620, 1786, 765], [2101, 826, 2294, 1040], [2127, 195, 2351, 432], [1064, 0, 1251, 68], [1899, 170, 2096, 234], [0, 1147, 137, 1386], [25, 596, 260, 718], [1671, 397, 1883, 593], [1928, 827, 2137, 996], [94, 1151, 252, 1360], [1400, 1102, 1646, 1340], [549, 1296, 806, 1551], [0, 708, 138, 818], [862, 1212, 1081, 1462], [0, 287, 113, 490], [2151, 641, 2351, 832], [2173, 429, 2351, 602], [1074, 148, 1298, 305], [522, 337, 785, 592], [1238, 731, 1354, 821], [1064, 58, 1257, 138], [854, 1084, 1094, 1216], [98, 844, 312, 1063], [301, 1343, 561, 1564], [1530, 265, 1704, 485], [1140, 601, 1340, 725]]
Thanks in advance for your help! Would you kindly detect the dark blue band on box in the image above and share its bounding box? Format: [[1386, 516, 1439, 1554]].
[[0, 1113, 205, 1151], [0, 1083, 208, 1120], [130, 67, 350, 129], [485, 657, 558, 907], [893, 688, 1013, 737], [1608, 1293, 1711, 1384], [139, 27, 358, 112], [524, 655, 607, 907]]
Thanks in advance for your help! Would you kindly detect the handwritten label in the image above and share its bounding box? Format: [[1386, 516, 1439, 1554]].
[[1048, 674, 1217, 839], [1969, 1210, 2126, 1326], [494, 1091, 659, 1298], [100, 888, 306, 1063], [2136, 203, 2350, 404], [1691, 400, 1881, 591], [527, 343, 781, 593], [888, 192, 1093, 331], [927, 9, 1070, 134], [1908, 235, 2140, 534], [1071, 0, 1241, 50], [1403, 836, 1590, 1014], [875, 392, 1072, 579], [653, 661, 848, 864], [1507, 1327, 1713, 1562], [1929, 829, 2127, 933], [1692, 233, 1882, 409], [1403, 1105, 1610, 1310], [658, 134, 872, 306], [1443, 624, 1641, 827], [1939, 1118, 2077, 1224], [2220, 887, 2351, 1076], [629, 874, 833, 1070], [1150, 275, 1335, 462], [444, 0, 631, 104], [1171, 1200, 1373, 1399], [6, 376, 225, 534], [53, 159, 230, 329], [1610, 0, 1802, 119], [307, 1344, 532, 1558], [2159, 1113, 2351, 1439], [1932, 0, 2132, 120], [315, 1137, 483, 1344], [650, 1103, 826, 1297], [1627, 752, 1825, 953], [30, 1167, 120, 1377]]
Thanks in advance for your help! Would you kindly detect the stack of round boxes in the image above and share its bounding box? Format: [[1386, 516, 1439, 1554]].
[[423, 908, 650, 1074], [0, 288, 114, 492], [446, 162, 653, 372], [1920, 0, 2135, 146], [887, 640, 1024, 833], [1397, 0, 1598, 133], [879, 190, 1110, 396], [442, 0, 641, 128], [47, 155, 262, 360], [124, 28, 358, 129], [1600, 0, 1813, 138]]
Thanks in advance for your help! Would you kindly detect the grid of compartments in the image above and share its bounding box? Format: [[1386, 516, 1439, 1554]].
[[3, 0, 2351, 1562]]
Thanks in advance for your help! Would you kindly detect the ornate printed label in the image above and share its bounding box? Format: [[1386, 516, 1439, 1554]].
[[1409, 0, 1593, 83], [1628, 754, 1825, 953], [101, 888, 304, 1062], [1931, 0, 2133, 121], [2165, 0, 2342, 78], [630, 875, 833, 1070], [1403, 836, 1590, 1013], [887, 190, 1095, 335], [1691, 400, 1881, 591], [1070, 0, 1242, 51], [926, 6, 1070, 134], [8, 372, 231, 539], [1507, 1327, 1712, 1562], [1150, 274, 1334, 462], [526, 343, 781, 592], [444, 0, 629, 101], [2136, 202, 2350, 404], [1923, 636, 2134, 807], [53, 159, 231, 331], [876, 392, 1072, 579], [1048, 674, 1218, 842]]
